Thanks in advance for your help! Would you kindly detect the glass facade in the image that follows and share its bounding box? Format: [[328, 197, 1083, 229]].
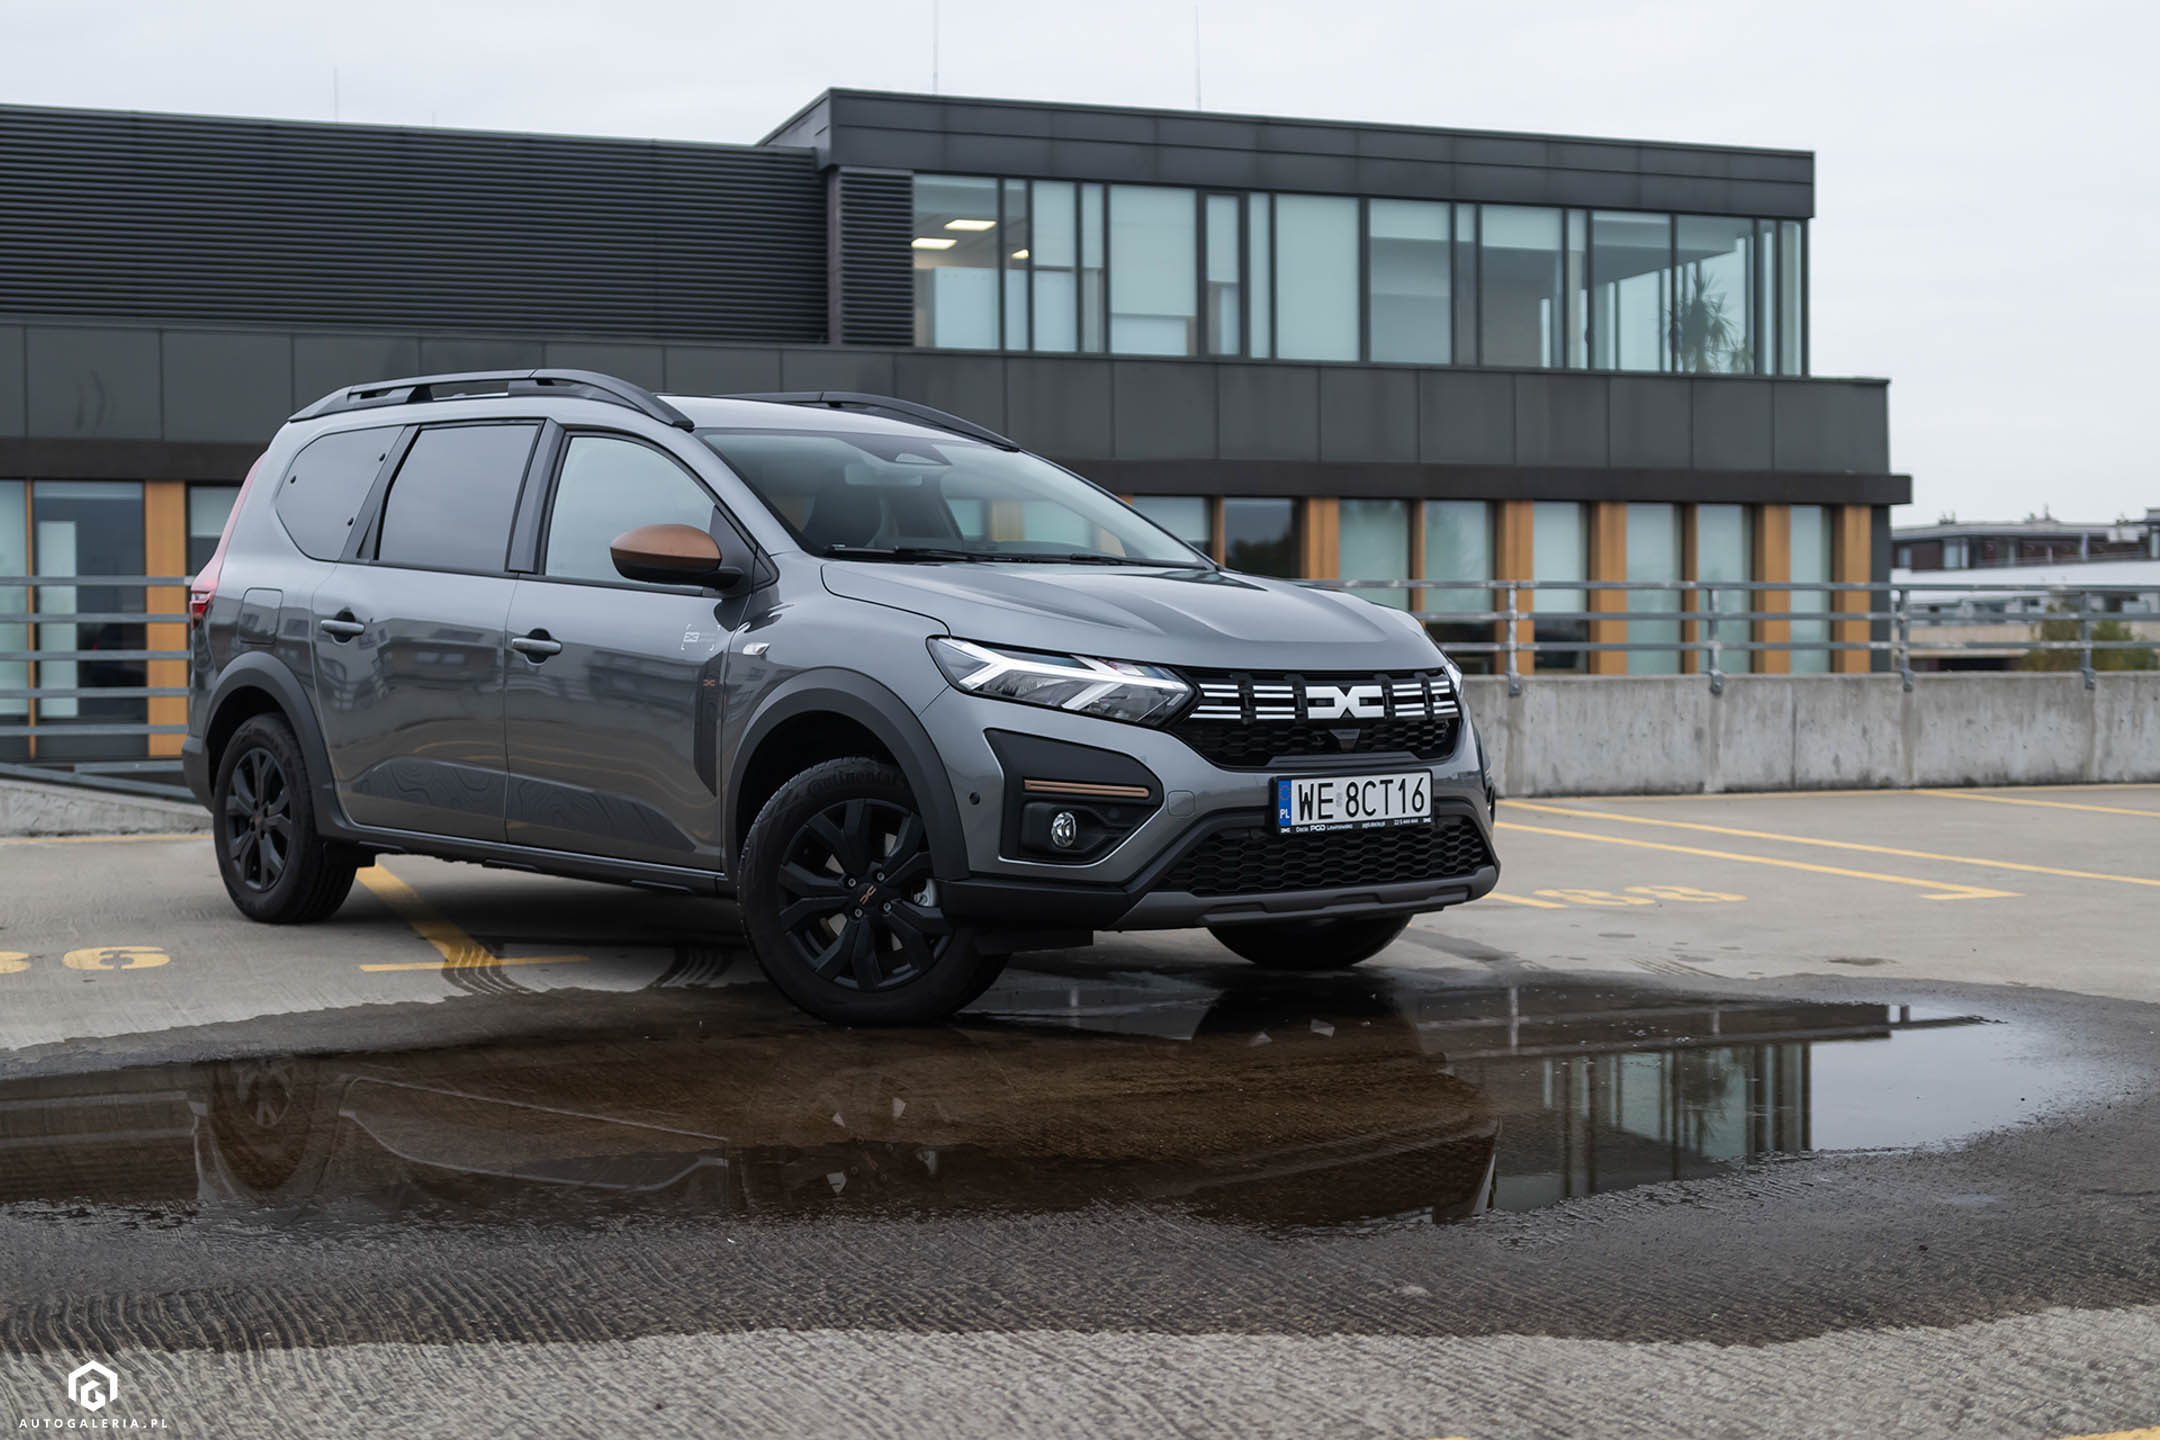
[[0, 482, 25, 744], [186, 484, 240, 574], [1789, 504, 1833, 674], [913, 175, 1807, 373], [1368, 200, 1451, 364], [1109, 185, 1197, 355], [1480, 206, 1563, 368], [1223, 498, 1297, 577], [1695, 504, 1753, 675], [1423, 500, 1493, 669], [1131, 495, 1212, 556], [1625, 503, 1683, 675], [30, 481, 146, 760], [1531, 501, 1588, 672], [1338, 499, 1412, 609], [1274, 194, 1359, 361]]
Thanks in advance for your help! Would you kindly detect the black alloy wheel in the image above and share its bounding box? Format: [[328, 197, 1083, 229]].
[[224, 746, 294, 893], [211, 714, 360, 924], [740, 758, 1005, 1025], [775, 796, 949, 992]]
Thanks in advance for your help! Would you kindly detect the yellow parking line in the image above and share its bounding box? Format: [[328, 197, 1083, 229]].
[[2049, 1429, 2160, 1439], [1920, 789, 2160, 819], [1504, 801, 2160, 890], [0, 831, 207, 846], [1496, 822, 2017, 901], [354, 865, 587, 972], [1486, 891, 1568, 909]]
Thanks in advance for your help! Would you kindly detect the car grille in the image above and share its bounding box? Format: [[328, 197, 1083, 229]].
[[1170, 668, 1462, 770], [1161, 815, 1493, 897]]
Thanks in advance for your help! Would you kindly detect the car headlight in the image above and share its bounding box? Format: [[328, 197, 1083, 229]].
[[1435, 648, 1464, 695], [929, 638, 1192, 726]]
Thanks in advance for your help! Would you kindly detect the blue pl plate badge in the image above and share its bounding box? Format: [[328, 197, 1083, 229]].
[[1276, 778, 1293, 828]]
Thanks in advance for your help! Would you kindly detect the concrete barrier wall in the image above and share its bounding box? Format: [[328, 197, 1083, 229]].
[[1461, 672, 2160, 797]]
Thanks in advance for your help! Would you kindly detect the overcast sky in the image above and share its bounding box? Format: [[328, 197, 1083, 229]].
[[5, 0, 2154, 524]]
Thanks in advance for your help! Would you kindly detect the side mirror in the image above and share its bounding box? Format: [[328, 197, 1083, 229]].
[[610, 524, 745, 590]]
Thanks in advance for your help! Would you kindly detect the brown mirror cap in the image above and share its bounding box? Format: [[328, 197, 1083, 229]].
[[610, 523, 724, 580]]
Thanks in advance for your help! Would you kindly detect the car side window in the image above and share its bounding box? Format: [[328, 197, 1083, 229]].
[[374, 423, 540, 573], [275, 425, 402, 561], [543, 435, 718, 584]]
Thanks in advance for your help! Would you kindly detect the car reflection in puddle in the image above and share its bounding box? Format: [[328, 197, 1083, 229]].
[[0, 967, 2068, 1233]]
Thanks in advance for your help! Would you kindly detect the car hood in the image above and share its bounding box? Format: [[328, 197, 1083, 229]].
[[820, 561, 1441, 671]]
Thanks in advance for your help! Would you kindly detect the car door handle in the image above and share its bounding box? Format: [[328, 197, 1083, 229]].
[[319, 616, 365, 640], [510, 632, 563, 660]]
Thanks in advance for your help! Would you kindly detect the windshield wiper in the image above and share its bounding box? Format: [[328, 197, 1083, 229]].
[[1041, 552, 1209, 568], [820, 544, 992, 563]]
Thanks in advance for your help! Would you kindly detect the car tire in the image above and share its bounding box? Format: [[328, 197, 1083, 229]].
[[738, 757, 1004, 1025], [213, 714, 359, 924], [1206, 915, 1412, 970]]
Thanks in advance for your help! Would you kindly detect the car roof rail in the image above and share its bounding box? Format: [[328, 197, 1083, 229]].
[[722, 391, 1019, 451], [290, 369, 695, 431]]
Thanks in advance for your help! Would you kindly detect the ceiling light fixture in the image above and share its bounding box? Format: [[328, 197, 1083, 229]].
[[1010, 249, 1030, 260], [911, 237, 958, 250], [945, 218, 996, 231]]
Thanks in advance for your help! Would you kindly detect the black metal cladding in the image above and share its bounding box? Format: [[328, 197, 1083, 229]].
[[833, 168, 916, 346], [0, 106, 828, 342]]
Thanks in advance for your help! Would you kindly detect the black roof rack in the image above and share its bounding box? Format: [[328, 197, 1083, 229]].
[[290, 369, 694, 431], [722, 392, 1019, 450]]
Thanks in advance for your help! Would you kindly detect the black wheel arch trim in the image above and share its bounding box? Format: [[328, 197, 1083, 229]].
[[201, 654, 354, 838], [724, 671, 969, 883]]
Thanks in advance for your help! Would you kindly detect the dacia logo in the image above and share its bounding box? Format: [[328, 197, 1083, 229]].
[[1303, 682, 1386, 720]]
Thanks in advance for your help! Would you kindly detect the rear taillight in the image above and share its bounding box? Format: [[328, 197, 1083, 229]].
[[190, 455, 263, 625]]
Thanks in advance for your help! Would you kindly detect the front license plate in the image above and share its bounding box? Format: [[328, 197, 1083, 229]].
[[1275, 771, 1431, 834]]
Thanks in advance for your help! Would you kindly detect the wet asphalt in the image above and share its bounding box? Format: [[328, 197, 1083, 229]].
[[1, 785, 2158, 1438]]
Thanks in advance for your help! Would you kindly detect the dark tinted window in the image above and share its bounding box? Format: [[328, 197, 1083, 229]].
[[274, 426, 400, 561], [374, 424, 539, 573]]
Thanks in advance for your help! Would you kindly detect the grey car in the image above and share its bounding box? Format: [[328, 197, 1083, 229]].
[[184, 369, 1499, 1024]]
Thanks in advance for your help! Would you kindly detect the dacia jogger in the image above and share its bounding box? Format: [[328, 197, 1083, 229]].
[[186, 370, 1499, 1023]]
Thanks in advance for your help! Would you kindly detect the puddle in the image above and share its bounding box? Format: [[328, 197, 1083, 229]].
[[0, 969, 2088, 1232]]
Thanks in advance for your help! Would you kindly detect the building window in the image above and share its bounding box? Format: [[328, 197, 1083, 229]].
[[1532, 500, 1587, 671], [1423, 499, 1493, 671], [1131, 496, 1213, 558], [1673, 216, 1756, 374], [1109, 185, 1198, 355], [1480, 206, 1564, 368], [186, 484, 240, 575], [1626, 503, 1683, 675], [1789, 503, 1833, 673], [1591, 211, 1671, 372], [1223, 497, 1297, 577], [1367, 199, 1451, 364], [1695, 504, 1752, 674], [1565, 209, 1589, 369], [1205, 194, 1242, 356], [1247, 194, 1273, 358], [1274, 194, 1360, 362], [1453, 205, 1479, 365], [1080, 183, 1107, 353], [29, 480, 147, 760], [912, 175, 1000, 350], [1778, 220, 1806, 375], [1339, 498, 1411, 609], [1028, 181, 1078, 353], [1001, 179, 1030, 351], [0, 482, 25, 741]]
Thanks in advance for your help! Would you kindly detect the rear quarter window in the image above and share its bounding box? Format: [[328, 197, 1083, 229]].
[[274, 426, 403, 560]]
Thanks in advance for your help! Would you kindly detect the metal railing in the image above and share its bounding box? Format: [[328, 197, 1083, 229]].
[[1317, 578, 2160, 696], [1, 574, 2154, 798], [0, 574, 192, 798]]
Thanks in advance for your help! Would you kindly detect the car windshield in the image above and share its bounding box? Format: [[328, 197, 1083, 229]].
[[697, 428, 1208, 566]]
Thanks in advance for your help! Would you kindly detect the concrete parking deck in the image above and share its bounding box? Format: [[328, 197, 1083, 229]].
[[1, 784, 2157, 1439]]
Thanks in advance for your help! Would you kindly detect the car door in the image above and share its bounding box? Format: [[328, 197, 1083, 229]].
[[309, 420, 540, 841], [501, 430, 751, 869]]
